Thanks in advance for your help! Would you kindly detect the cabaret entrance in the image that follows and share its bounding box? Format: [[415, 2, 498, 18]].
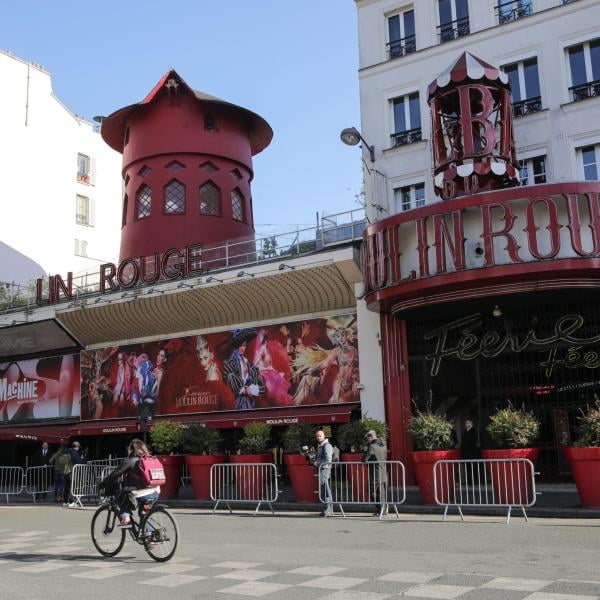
[[404, 290, 600, 481]]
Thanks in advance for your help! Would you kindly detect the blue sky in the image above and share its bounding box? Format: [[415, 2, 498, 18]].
[[1, 1, 363, 234]]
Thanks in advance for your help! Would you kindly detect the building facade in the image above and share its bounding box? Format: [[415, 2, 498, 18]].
[[0, 50, 122, 282], [357, 0, 600, 480]]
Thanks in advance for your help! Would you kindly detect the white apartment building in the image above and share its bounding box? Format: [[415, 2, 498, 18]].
[[0, 50, 122, 284], [355, 0, 600, 222]]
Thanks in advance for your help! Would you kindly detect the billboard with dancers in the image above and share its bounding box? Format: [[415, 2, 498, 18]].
[[80, 314, 359, 420]]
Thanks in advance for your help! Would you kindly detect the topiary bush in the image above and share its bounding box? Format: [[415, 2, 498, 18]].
[[181, 423, 223, 455], [282, 424, 317, 454], [408, 410, 454, 451], [338, 417, 388, 453], [486, 404, 540, 449], [239, 422, 272, 455], [150, 421, 183, 455], [575, 401, 600, 447]]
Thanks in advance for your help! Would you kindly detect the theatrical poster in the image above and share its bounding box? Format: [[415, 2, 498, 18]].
[[80, 314, 359, 420], [0, 354, 81, 422]]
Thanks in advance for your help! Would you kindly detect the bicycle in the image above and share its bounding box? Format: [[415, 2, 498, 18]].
[[91, 484, 179, 562]]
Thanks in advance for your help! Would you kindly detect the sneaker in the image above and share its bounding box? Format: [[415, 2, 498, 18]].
[[117, 518, 132, 529]]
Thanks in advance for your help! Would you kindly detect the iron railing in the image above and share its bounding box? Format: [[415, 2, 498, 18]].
[[569, 80, 600, 103], [513, 96, 542, 117], [391, 127, 422, 148], [496, 1, 533, 25], [437, 17, 470, 43], [387, 35, 416, 59], [0, 208, 366, 313]]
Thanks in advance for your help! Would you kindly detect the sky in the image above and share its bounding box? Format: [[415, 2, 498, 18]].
[[0, 0, 363, 236]]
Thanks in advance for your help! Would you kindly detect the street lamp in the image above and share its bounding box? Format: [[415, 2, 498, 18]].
[[340, 127, 375, 163]]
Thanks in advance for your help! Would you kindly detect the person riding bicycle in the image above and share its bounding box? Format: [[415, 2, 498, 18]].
[[100, 439, 161, 528]]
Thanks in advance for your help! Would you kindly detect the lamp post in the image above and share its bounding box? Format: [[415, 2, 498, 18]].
[[340, 127, 375, 163]]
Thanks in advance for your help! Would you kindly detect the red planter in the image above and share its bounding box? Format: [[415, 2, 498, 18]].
[[157, 455, 184, 499], [341, 453, 371, 502], [564, 447, 600, 508], [284, 454, 318, 503], [229, 453, 273, 500], [185, 454, 225, 500], [410, 450, 460, 505], [481, 448, 539, 505]]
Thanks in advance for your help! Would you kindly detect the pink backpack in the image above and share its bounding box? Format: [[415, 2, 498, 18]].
[[137, 454, 166, 486]]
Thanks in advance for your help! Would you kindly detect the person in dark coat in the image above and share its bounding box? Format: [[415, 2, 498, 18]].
[[460, 419, 479, 460], [32, 442, 51, 499], [63, 441, 86, 507], [362, 430, 388, 515]]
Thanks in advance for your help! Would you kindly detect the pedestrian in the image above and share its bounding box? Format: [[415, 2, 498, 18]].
[[49, 445, 70, 503], [63, 441, 85, 507], [460, 419, 480, 485], [362, 429, 388, 516], [33, 442, 51, 500], [314, 430, 333, 517]]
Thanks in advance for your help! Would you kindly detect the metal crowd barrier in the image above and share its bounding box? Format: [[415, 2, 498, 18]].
[[70, 463, 117, 508], [433, 458, 538, 523], [181, 461, 191, 488], [25, 466, 54, 502], [0, 467, 24, 503], [318, 461, 406, 519], [210, 463, 279, 515]]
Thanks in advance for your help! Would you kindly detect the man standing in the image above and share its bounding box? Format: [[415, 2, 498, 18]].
[[460, 419, 479, 485], [362, 430, 388, 516], [33, 442, 51, 500], [64, 441, 85, 507], [314, 430, 333, 517]]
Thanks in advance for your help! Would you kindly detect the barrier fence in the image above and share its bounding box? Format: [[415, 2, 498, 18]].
[[24, 466, 54, 501], [433, 458, 538, 523], [210, 463, 279, 515], [0, 467, 25, 503], [70, 461, 125, 507], [318, 460, 406, 519]]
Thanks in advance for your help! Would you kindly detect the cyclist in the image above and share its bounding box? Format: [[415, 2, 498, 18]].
[[100, 439, 161, 528]]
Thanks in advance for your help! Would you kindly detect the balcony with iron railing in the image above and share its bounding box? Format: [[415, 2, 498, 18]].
[[390, 127, 422, 148], [513, 96, 542, 117], [569, 80, 600, 103], [437, 17, 470, 43], [496, 1, 533, 24], [0, 208, 367, 313], [387, 35, 416, 59]]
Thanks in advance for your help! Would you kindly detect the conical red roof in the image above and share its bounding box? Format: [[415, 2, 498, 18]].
[[427, 52, 509, 99]]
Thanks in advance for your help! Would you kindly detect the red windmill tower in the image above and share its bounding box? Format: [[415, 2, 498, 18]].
[[101, 69, 273, 262]]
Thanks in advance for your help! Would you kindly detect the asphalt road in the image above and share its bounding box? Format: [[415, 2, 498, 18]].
[[0, 504, 599, 599]]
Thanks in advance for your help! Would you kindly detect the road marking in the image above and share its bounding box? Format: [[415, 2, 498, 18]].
[[140, 574, 207, 587], [300, 575, 368, 590]]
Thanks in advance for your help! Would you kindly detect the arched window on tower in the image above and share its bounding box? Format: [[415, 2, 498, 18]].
[[136, 184, 152, 219], [164, 179, 185, 214], [122, 194, 128, 228], [231, 188, 245, 222], [200, 181, 221, 216]]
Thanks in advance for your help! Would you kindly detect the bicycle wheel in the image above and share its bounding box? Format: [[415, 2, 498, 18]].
[[91, 504, 126, 557], [141, 506, 179, 562]]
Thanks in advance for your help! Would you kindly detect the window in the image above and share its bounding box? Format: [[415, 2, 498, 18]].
[[391, 92, 421, 147], [76, 195, 91, 225], [394, 183, 425, 212], [204, 114, 216, 131], [77, 153, 91, 183], [164, 180, 185, 214], [230, 168, 243, 180], [580, 145, 599, 181], [166, 161, 185, 173], [568, 39, 600, 101], [200, 182, 221, 216], [496, 0, 533, 25], [200, 161, 218, 173], [74, 239, 88, 257], [518, 156, 547, 185], [502, 58, 542, 117], [231, 188, 245, 222], [136, 185, 152, 219], [438, 0, 469, 43], [122, 194, 128, 228], [138, 165, 152, 177], [387, 8, 415, 59]]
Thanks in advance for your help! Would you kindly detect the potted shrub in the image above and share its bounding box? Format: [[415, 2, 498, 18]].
[[150, 420, 184, 499], [230, 422, 273, 500], [282, 424, 318, 503], [482, 404, 540, 505], [408, 410, 458, 505], [564, 401, 600, 508], [181, 424, 224, 500], [337, 418, 388, 501]]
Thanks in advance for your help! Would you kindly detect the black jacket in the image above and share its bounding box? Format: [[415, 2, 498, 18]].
[[460, 427, 479, 460], [103, 456, 147, 491]]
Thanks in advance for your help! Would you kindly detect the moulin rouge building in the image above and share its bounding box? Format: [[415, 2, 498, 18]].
[[362, 53, 600, 480]]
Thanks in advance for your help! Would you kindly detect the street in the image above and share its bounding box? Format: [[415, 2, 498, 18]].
[[0, 505, 598, 599]]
